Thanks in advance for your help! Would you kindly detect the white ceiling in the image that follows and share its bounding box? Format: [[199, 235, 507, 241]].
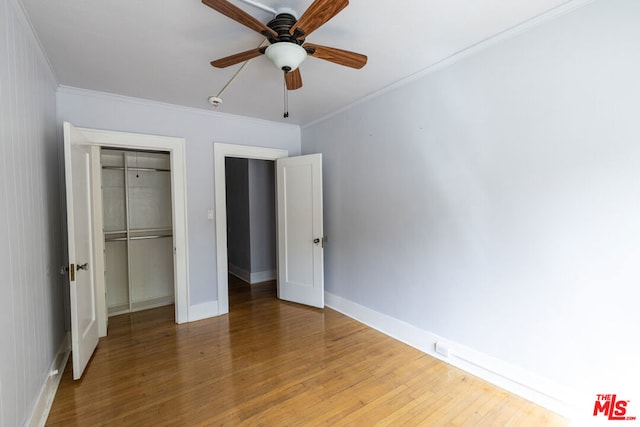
[[22, 0, 578, 125]]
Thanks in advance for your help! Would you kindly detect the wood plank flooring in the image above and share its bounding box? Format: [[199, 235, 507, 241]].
[[46, 277, 568, 426]]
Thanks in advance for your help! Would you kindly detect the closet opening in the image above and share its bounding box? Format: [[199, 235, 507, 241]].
[[101, 147, 175, 317]]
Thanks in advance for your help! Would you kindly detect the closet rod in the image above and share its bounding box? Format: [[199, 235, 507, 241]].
[[102, 166, 171, 172], [105, 234, 173, 242]]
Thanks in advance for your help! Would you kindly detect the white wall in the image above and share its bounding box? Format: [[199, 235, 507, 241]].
[[57, 87, 300, 306], [303, 0, 640, 412], [0, 0, 66, 425]]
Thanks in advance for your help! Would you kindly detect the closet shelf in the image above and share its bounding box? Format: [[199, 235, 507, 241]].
[[104, 227, 172, 235], [102, 166, 170, 172]]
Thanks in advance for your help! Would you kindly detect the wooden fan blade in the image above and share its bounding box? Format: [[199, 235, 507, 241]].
[[211, 48, 263, 68], [290, 0, 349, 38], [305, 43, 367, 69], [202, 0, 277, 38], [285, 69, 303, 90]]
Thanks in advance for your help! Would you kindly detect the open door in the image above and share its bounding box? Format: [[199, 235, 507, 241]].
[[64, 122, 99, 379], [276, 154, 324, 308]]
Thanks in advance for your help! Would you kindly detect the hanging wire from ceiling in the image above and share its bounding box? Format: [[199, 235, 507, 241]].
[[209, 39, 268, 108]]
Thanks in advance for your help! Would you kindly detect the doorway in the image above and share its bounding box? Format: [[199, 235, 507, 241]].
[[101, 148, 175, 317], [225, 157, 277, 289], [213, 143, 288, 315], [67, 124, 189, 335], [214, 143, 326, 314]]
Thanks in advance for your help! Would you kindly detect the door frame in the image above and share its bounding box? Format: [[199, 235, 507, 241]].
[[72, 125, 190, 330], [214, 143, 288, 315]]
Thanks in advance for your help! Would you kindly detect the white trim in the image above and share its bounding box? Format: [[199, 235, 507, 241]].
[[229, 264, 277, 284], [228, 264, 251, 284], [250, 269, 277, 284], [72, 124, 190, 324], [26, 333, 71, 427], [214, 143, 288, 315], [325, 291, 581, 420], [188, 301, 220, 322], [303, 0, 595, 129]]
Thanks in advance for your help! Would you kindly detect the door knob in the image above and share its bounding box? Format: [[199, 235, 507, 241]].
[[313, 236, 327, 248]]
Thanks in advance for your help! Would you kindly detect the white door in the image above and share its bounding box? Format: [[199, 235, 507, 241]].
[[64, 122, 99, 379], [276, 154, 324, 308]]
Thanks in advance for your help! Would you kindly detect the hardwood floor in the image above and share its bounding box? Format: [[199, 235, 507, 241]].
[[47, 277, 568, 426]]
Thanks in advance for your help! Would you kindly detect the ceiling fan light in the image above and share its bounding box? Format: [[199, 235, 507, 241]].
[[265, 42, 307, 72]]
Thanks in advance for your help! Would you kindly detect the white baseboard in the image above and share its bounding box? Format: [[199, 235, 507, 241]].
[[249, 269, 276, 284], [324, 292, 580, 420], [188, 300, 219, 322], [229, 264, 276, 285], [26, 333, 71, 427], [229, 264, 251, 283]]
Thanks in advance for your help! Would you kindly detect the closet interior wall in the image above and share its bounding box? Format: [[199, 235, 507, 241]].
[[101, 149, 175, 316]]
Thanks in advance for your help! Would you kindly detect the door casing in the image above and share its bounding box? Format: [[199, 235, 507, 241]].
[[69, 124, 190, 333]]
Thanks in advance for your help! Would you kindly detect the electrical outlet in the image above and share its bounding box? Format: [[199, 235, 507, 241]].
[[435, 341, 451, 357], [207, 210, 214, 220]]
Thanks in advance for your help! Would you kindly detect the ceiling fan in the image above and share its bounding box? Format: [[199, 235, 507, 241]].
[[202, 0, 367, 91]]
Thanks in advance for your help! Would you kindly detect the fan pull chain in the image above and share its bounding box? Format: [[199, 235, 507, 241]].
[[283, 75, 289, 118]]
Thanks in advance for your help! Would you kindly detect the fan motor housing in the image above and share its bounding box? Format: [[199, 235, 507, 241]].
[[265, 13, 304, 45]]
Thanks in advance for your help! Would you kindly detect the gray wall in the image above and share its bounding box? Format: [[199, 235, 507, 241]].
[[57, 88, 300, 305], [226, 158, 276, 278], [225, 157, 251, 272], [248, 159, 276, 275], [302, 0, 639, 398], [0, 0, 66, 424]]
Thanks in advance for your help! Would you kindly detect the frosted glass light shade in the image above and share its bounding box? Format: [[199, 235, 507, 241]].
[[265, 42, 307, 72]]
